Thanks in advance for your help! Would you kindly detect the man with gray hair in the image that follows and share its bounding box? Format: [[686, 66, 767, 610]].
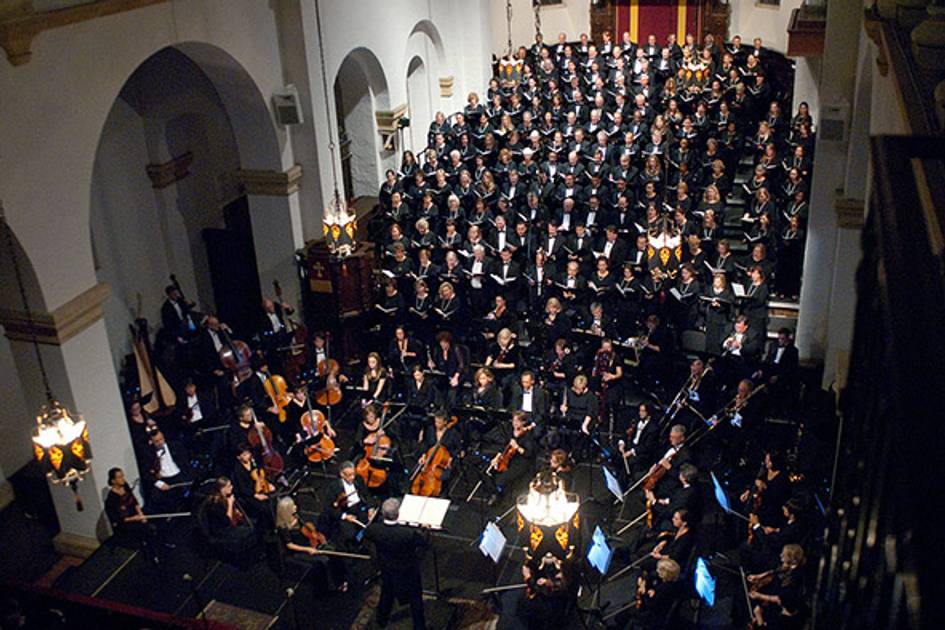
[[364, 497, 430, 629]]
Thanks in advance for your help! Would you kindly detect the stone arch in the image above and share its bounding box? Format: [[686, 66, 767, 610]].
[[334, 47, 392, 199], [408, 19, 447, 70], [89, 42, 291, 374], [406, 55, 432, 152]]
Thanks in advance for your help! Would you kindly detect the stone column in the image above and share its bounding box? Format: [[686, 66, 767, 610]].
[[795, 1, 864, 362], [0, 283, 136, 557]]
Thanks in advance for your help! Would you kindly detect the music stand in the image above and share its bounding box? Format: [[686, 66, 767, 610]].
[[478, 521, 507, 564], [711, 472, 750, 522], [398, 494, 451, 598]]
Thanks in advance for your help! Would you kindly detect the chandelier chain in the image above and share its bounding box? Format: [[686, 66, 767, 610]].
[[0, 200, 53, 402], [314, 0, 341, 204]]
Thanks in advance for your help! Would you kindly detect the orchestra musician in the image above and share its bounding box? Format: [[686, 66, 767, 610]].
[[645, 463, 703, 532], [617, 403, 661, 479], [637, 509, 694, 573], [322, 461, 377, 549], [746, 544, 808, 629], [558, 375, 598, 452], [508, 371, 549, 425], [231, 443, 275, 528], [275, 496, 348, 592], [105, 467, 159, 563], [414, 410, 461, 496], [626, 558, 685, 629], [487, 411, 537, 506], [146, 430, 191, 513], [176, 378, 216, 437], [199, 477, 255, 557]]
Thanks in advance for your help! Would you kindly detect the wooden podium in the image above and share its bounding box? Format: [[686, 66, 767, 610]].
[[302, 241, 376, 362]]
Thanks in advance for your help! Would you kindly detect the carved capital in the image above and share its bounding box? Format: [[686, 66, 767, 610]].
[[835, 198, 866, 230], [439, 76, 454, 98], [145, 152, 193, 189], [376, 103, 409, 151], [237, 164, 303, 196], [0, 283, 110, 345]]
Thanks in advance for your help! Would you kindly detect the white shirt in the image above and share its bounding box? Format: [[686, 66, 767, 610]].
[[342, 479, 361, 508], [603, 241, 614, 258], [731, 332, 744, 356], [187, 393, 203, 423], [156, 444, 181, 484], [497, 231, 507, 251], [522, 388, 534, 412], [546, 237, 556, 256], [560, 213, 572, 231], [662, 445, 680, 461], [209, 330, 223, 352], [267, 312, 283, 333], [775, 346, 785, 364], [633, 419, 649, 445]]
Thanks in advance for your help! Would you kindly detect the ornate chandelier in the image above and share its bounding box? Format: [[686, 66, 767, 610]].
[[315, 0, 357, 257], [1, 202, 92, 510]]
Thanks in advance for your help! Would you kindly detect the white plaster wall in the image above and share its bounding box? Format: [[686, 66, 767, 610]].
[[490, 0, 591, 56], [407, 57, 432, 152], [729, 0, 804, 54], [0, 338, 32, 474]]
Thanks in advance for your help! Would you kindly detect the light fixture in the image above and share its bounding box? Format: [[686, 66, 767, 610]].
[[516, 472, 580, 557], [1, 201, 92, 510], [314, 0, 357, 258]]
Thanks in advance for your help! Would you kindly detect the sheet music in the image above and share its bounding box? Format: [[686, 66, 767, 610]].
[[397, 494, 450, 529]]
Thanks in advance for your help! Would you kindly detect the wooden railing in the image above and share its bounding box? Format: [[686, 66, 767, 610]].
[[813, 135, 945, 628]]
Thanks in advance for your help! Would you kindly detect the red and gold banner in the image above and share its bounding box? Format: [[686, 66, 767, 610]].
[[614, 0, 700, 46]]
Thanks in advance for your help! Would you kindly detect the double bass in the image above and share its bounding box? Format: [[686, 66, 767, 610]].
[[299, 388, 336, 462], [218, 327, 253, 386], [273, 280, 308, 383], [410, 416, 458, 497]]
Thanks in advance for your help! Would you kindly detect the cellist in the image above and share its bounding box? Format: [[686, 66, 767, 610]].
[[413, 410, 460, 497]]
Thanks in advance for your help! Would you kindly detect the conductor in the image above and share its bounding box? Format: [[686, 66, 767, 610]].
[[364, 497, 430, 629]]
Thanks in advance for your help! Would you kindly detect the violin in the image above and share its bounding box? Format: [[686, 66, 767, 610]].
[[410, 416, 458, 497], [246, 410, 285, 477], [356, 403, 392, 488], [300, 521, 327, 548], [492, 422, 535, 473], [262, 368, 290, 423], [300, 392, 336, 463]]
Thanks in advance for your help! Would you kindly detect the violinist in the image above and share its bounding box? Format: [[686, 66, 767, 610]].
[[542, 338, 578, 404], [201, 477, 255, 556], [518, 552, 573, 629], [746, 498, 807, 572], [650, 424, 691, 497], [487, 411, 536, 506], [275, 496, 348, 592], [746, 544, 808, 629], [105, 467, 158, 563], [323, 461, 376, 547], [231, 444, 275, 528]]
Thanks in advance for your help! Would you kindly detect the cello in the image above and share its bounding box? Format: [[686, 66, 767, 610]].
[[315, 355, 343, 407], [299, 387, 336, 462], [262, 366, 290, 423], [410, 416, 458, 497], [356, 403, 393, 489], [247, 409, 285, 477]]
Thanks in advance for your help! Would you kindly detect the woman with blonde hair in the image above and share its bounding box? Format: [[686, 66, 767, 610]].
[[275, 496, 348, 592]]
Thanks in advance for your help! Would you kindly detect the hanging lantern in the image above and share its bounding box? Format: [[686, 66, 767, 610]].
[[32, 400, 92, 482]]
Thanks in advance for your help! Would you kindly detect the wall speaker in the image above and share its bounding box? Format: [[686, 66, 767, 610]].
[[273, 85, 304, 126]]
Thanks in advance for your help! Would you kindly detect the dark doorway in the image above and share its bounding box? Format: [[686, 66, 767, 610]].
[[203, 196, 262, 338]]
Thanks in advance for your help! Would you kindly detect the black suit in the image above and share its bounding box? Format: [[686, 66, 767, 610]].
[[508, 384, 550, 422], [364, 521, 430, 629], [322, 477, 376, 545]]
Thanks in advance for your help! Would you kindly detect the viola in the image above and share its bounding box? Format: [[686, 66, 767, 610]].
[[300, 521, 327, 548], [247, 412, 285, 477], [251, 465, 275, 495], [493, 423, 535, 473], [410, 416, 458, 497]]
